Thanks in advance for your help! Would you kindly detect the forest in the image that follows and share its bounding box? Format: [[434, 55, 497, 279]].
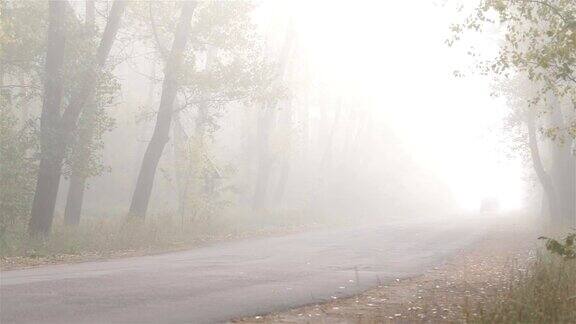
[[1, 1, 455, 252], [1, 1, 575, 323]]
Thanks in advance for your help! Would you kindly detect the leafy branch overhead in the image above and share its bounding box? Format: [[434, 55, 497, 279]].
[[450, 0, 576, 139], [539, 232, 576, 260]]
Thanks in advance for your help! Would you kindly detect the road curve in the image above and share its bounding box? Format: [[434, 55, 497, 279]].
[[1, 217, 487, 324]]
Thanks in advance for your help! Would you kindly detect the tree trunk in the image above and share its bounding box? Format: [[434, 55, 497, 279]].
[[349, 111, 370, 166], [251, 22, 295, 211], [63, 104, 97, 226], [172, 113, 189, 219], [549, 104, 576, 226], [132, 65, 156, 186], [86, 0, 95, 27], [273, 155, 291, 206], [28, 1, 67, 238], [63, 0, 98, 226], [196, 48, 216, 195], [251, 103, 275, 210], [239, 108, 254, 205], [129, 1, 197, 218], [526, 111, 559, 223], [273, 100, 293, 206], [28, 0, 127, 237], [299, 90, 310, 161], [320, 100, 341, 171], [63, 175, 87, 226], [566, 145, 576, 226]]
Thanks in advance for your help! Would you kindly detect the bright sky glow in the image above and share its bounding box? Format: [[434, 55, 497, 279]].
[[255, 0, 526, 212]]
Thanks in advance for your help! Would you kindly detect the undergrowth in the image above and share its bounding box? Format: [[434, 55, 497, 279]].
[[0, 207, 341, 261], [468, 232, 576, 323]]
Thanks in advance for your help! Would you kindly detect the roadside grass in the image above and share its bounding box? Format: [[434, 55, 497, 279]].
[[1, 215, 209, 262], [467, 251, 576, 323], [0, 207, 343, 268]]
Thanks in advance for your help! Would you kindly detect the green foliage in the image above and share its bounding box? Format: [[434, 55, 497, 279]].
[[64, 69, 119, 180], [129, 1, 279, 109], [1, 1, 121, 182], [171, 130, 237, 222], [450, 0, 576, 142], [539, 232, 576, 260], [1, 0, 47, 85], [0, 0, 295, 246], [0, 97, 37, 247]]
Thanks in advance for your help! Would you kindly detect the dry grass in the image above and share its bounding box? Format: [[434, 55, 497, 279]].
[[0, 209, 330, 270], [236, 226, 576, 324], [235, 227, 540, 323], [469, 253, 576, 323]]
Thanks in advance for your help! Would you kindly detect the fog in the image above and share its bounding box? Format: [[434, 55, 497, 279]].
[[52, 1, 526, 225], [4, 1, 576, 323], [8, 0, 566, 244]]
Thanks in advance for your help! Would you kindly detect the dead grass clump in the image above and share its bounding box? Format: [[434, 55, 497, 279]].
[[468, 253, 576, 323]]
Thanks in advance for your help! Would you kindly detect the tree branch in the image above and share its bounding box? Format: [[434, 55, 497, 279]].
[[149, 2, 168, 61], [521, 0, 572, 25]]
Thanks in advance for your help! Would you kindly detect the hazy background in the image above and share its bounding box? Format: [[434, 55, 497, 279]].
[[66, 0, 525, 221], [1, 0, 538, 249]]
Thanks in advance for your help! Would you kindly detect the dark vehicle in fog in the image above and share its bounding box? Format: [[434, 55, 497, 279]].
[[480, 197, 500, 213]]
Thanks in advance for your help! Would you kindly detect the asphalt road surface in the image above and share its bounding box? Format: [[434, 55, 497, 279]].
[[1, 217, 489, 323]]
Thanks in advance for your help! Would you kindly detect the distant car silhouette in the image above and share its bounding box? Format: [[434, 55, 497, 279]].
[[480, 197, 500, 213]]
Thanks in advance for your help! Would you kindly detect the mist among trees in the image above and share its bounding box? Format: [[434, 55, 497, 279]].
[[1, 1, 455, 249], [1, 1, 576, 323]]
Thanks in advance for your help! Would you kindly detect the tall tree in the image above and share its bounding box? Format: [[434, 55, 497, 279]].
[[64, 0, 98, 226], [527, 109, 560, 221], [252, 22, 295, 210], [451, 0, 576, 225], [252, 101, 275, 210], [546, 98, 576, 224], [272, 98, 294, 206], [172, 113, 189, 220], [129, 1, 198, 218], [27, 1, 66, 238], [29, 0, 127, 237], [194, 47, 217, 196]]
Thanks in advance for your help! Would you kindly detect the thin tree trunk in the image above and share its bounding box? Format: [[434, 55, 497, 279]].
[[549, 104, 576, 225], [29, 0, 127, 237], [527, 111, 559, 223], [541, 192, 549, 219], [64, 0, 98, 226], [129, 1, 197, 218], [273, 99, 293, 206], [252, 103, 275, 210], [239, 108, 254, 205], [86, 0, 95, 27], [64, 176, 87, 226], [273, 153, 291, 206], [132, 65, 156, 186], [566, 141, 576, 226], [172, 113, 188, 219], [28, 1, 67, 238], [252, 22, 294, 211], [300, 90, 310, 161], [300, 60, 311, 161], [349, 112, 369, 165], [320, 100, 341, 171], [196, 48, 216, 195]]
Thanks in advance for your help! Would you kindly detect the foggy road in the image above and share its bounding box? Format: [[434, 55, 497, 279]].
[[1, 217, 488, 324]]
